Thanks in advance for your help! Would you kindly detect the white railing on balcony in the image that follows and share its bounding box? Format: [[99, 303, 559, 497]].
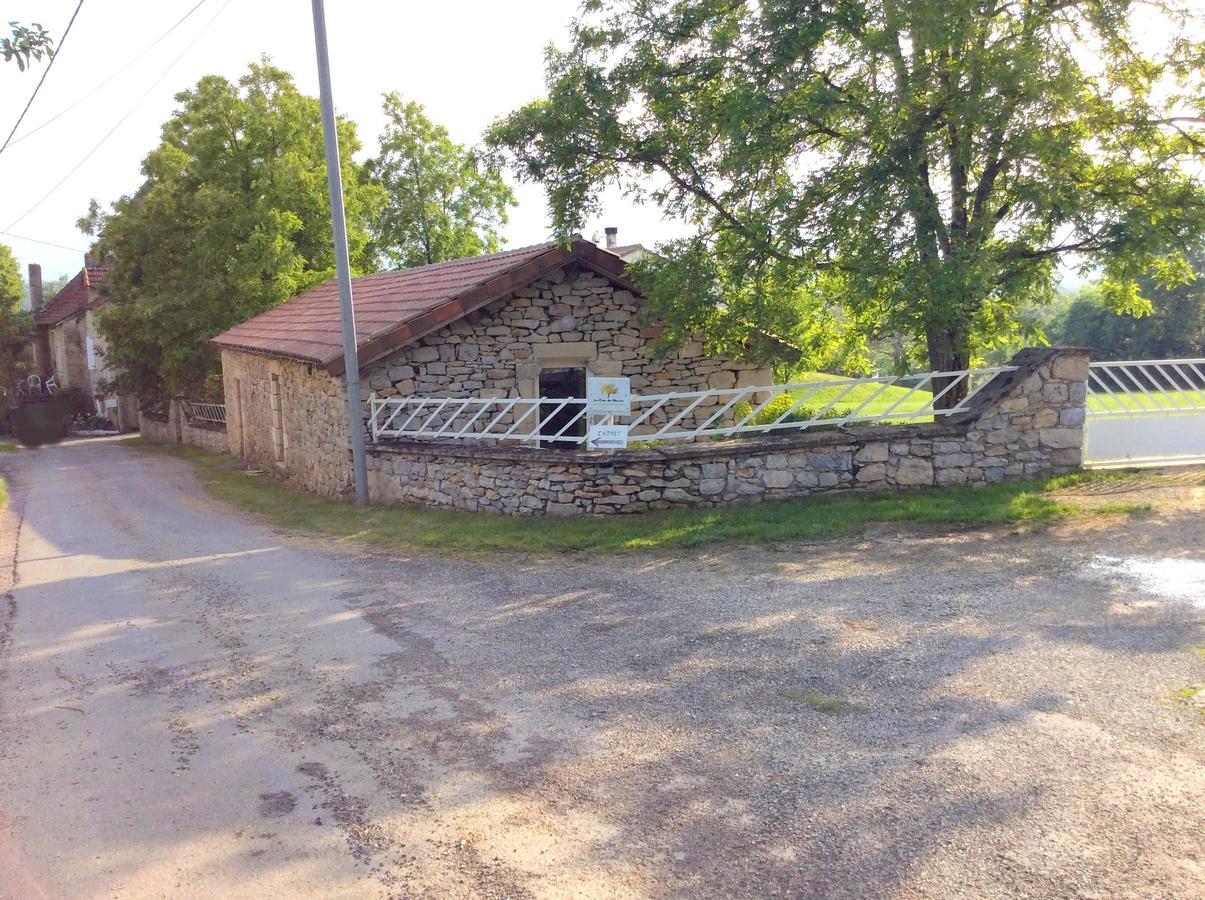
[[181, 400, 227, 425], [369, 366, 1015, 447], [1087, 358, 1205, 417]]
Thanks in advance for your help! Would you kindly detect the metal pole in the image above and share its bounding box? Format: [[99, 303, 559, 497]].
[[310, 0, 368, 506]]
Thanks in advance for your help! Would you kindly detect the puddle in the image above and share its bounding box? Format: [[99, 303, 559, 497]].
[[1085, 555, 1205, 608]]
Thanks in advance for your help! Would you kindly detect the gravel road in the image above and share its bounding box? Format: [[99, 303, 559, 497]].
[[0, 437, 1201, 899]]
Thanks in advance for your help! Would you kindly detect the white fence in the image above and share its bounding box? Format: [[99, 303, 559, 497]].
[[1084, 358, 1205, 467], [181, 399, 227, 426], [369, 366, 1014, 447]]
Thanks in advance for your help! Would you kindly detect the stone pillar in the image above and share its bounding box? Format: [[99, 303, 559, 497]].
[[956, 346, 1091, 479]]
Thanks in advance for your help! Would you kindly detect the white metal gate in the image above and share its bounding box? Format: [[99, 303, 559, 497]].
[[1084, 358, 1205, 467]]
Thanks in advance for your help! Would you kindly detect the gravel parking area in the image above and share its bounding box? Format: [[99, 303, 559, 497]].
[[1, 439, 1201, 898]]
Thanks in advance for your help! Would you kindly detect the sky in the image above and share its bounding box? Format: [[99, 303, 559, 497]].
[[0, 0, 689, 281]]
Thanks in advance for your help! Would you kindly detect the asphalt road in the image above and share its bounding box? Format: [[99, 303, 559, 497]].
[[0, 437, 1201, 899]]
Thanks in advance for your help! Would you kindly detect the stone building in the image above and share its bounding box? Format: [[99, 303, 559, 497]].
[[211, 238, 773, 496], [26, 261, 138, 429]]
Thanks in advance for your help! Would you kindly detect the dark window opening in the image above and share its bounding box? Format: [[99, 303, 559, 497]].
[[538, 367, 586, 448]]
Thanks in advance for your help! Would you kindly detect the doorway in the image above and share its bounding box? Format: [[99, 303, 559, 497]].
[[538, 367, 586, 447]]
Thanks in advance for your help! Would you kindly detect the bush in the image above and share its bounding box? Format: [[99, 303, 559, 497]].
[[733, 394, 855, 433]]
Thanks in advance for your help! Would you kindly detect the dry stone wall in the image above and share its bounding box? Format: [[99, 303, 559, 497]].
[[138, 400, 231, 455], [180, 418, 229, 454], [365, 348, 1090, 516], [138, 411, 173, 444]]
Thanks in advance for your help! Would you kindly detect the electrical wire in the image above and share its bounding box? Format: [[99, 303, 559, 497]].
[[0, 0, 87, 157], [4, 0, 211, 151], [0, 231, 88, 253], [3, 0, 234, 234]]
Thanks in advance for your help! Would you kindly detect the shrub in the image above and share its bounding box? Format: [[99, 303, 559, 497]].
[[733, 395, 855, 433]]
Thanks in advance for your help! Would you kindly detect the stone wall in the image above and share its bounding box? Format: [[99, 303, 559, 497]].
[[360, 267, 772, 437], [180, 418, 229, 454], [138, 411, 173, 444], [365, 348, 1089, 516], [220, 350, 352, 495], [138, 400, 231, 455]]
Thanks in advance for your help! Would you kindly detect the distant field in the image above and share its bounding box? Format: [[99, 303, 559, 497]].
[[1087, 387, 1205, 413], [789, 373, 1205, 419], [786, 372, 936, 421]]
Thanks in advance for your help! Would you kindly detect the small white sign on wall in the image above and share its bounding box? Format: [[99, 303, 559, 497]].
[[586, 376, 631, 415], [587, 423, 629, 451]]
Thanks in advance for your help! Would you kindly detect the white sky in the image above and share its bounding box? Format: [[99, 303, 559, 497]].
[[0, 0, 689, 280]]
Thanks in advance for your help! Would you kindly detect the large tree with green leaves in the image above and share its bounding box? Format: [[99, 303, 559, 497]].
[[0, 244, 34, 390], [367, 93, 514, 269], [83, 61, 382, 398], [490, 0, 1205, 400], [1051, 253, 1205, 360]]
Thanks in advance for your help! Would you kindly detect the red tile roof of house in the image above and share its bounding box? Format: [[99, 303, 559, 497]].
[[33, 265, 112, 326], [210, 238, 638, 374]]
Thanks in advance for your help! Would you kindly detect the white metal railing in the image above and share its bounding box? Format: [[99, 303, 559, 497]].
[[1087, 358, 1205, 417], [181, 399, 227, 425], [369, 366, 1014, 447]]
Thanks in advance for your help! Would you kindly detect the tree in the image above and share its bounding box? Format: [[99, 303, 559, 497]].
[[83, 61, 383, 398], [2, 21, 53, 70], [0, 244, 34, 390], [1052, 262, 1205, 361], [367, 93, 514, 269], [489, 0, 1205, 402], [41, 273, 72, 302]]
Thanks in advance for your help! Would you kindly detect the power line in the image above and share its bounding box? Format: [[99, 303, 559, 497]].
[[0, 0, 87, 157], [5, 0, 211, 151], [3, 0, 233, 234], [0, 231, 88, 253]]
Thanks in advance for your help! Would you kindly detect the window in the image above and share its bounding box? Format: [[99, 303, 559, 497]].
[[538, 367, 586, 448], [86, 335, 96, 370], [269, 373, 285, 463]]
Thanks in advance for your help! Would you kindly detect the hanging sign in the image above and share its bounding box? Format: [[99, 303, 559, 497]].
[[588, 423, 630, 451], [586, 376, 631, 415]]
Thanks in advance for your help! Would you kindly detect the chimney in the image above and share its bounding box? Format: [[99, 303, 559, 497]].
[[28, 263, 43, 310], [604, 226, 618, 249], [84, 251, 97, 269]]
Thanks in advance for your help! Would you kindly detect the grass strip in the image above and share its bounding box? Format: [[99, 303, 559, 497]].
[[129, 438, 1147, 556]]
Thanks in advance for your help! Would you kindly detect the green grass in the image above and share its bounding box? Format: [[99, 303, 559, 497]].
[[777, 689, 868, 714], [1087, 387, 1205, 413], [788, 372, 935, 422], [1043, 468, 1147, 490], [0, 477, 7, 508], [129, 438, 1148, 557], [788, 373, 1205, 420], [0, 441, 21, 453]]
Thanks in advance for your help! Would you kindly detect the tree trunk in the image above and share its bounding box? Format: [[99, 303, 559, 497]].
[[926, 326, 971, 409]]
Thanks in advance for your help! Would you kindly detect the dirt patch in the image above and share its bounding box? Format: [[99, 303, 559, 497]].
[[258, 791, 298, 818]]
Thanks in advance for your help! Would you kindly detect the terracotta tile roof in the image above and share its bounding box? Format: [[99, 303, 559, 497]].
[[33, 265, 112, 325], [211, 238, 637, 374]]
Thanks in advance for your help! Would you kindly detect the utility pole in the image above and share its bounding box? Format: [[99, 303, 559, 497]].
[[310, 0, 369, 506]]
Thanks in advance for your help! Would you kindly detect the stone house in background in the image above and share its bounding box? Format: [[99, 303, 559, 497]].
[[26, 260, 138, 430], [211, 237, 773, 496]]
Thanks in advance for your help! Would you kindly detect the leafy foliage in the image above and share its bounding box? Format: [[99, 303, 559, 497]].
[[1052, 260, 1205, 360], [0, 244, 34, 391], [0, 245, 22, 308], [367, 93, 514, 269], [84, 62, 383, 397], [39, 273, 72, 303], [489, 0, 1205, 399], [2, 21, 53, 70]]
